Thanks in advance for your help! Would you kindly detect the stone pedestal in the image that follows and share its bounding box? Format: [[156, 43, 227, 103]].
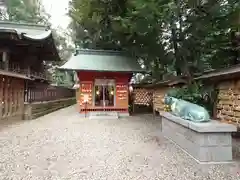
[[85, 111, 130, 119], [161, 112, 237, 163], [89, 111, 119, 120]]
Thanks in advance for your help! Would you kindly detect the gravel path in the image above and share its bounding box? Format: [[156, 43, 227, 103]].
[[0, 106, 240, 180]]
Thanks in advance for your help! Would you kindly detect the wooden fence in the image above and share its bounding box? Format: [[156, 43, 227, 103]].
[[0, 75, 25, 118], [25, 85, 75, 103]]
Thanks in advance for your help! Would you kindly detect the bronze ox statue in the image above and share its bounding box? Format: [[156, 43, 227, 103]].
[[163, 95, 210, 122]]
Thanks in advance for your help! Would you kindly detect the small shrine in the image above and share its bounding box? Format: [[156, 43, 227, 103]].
[[59, 49, 144, 116]]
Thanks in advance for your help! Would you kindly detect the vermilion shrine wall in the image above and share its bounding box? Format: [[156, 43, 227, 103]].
[[77, 71, 131, 113]]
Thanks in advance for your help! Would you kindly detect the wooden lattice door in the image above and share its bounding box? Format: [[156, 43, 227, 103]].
[[133, 88, 153, 106]]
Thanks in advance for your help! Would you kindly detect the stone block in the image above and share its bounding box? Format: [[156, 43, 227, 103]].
[[193, 133, 232, 147], [161, 112, 189, 127], [183, 138, 198, 159], [161, 112, 237, 163], [198, 146, 232, 162], [162, 121, 171, 135], [118, 112, 130, 117], [176, 122, 189, 134], [163, 119, 177, 132], [188, 120, 236, 133], [183, 129, 199, 143], [89, 111, 119, 120], [23, 98, 75, 120]]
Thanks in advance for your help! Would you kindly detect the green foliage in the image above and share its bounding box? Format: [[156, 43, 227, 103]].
[[69, 0, 240, 82], [167, 82, 218, 116], [51, 29, 74, 63], [5, 0, 50, 25], [52, 70, 74, 88]]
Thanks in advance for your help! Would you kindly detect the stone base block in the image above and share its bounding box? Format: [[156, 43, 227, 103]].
[[161, 112, 237, 163], [118, 112, 130, 117], [89, 111, 119, 120], [80, 111, 130, 119], [24, 98, 75, 120]]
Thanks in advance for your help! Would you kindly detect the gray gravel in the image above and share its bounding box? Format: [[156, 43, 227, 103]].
[[0, 106, 240, 180]]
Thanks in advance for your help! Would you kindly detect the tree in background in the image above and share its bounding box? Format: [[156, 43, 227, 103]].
[[69, 0, 240, 83], [50, 28, 75, 87], [5, 0, 50, 24]]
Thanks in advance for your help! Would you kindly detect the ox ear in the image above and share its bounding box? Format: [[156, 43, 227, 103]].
[[163, 95, 169, 104], [164, 95, 173, 105]]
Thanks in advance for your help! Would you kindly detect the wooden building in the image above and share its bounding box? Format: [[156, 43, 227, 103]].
[[131, 77, 186, 113], [152, 78, 186, 112], [131, 84, 153, 106], [59, 49, 144, 116], [196, 65, 240, 129], [0, 21, 60, 121]]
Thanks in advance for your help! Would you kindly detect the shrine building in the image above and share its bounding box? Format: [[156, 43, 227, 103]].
[[59, 49, 144, 117]]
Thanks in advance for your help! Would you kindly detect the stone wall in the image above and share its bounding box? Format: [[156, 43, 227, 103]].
[[23, 98, 76, 120], [217, 80, 240, 129]]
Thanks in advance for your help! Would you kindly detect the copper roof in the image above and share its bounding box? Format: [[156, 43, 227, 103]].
[[195, 65, 240, 81], [59, 49, 145, 73], [0, 21, 60, 61]]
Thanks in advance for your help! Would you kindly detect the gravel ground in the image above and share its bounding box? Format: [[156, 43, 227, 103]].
[[0, 106, 240, 180]]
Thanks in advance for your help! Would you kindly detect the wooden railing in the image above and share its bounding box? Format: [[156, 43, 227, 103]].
[[0, 61, 49, 80], [25, 86, 75, 103]]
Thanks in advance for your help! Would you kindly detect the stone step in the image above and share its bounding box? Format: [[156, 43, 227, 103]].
[[89, 111, 119, 120]]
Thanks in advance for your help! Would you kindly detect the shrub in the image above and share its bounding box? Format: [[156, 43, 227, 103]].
[[166, 82, 218, 117]]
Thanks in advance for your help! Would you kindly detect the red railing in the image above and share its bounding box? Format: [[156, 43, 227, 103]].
[[25, 85, 75, 103]]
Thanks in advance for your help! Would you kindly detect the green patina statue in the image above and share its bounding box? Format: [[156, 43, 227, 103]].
[[163, 95, 210, 122]]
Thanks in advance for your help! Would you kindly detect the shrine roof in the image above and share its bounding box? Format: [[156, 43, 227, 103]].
[[59, 49, 145, 73], [195, 64, 240, 81], [0, 21, 60, 61]]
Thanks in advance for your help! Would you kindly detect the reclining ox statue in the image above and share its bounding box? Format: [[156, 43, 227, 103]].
[[163, 95, 210, 122]]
